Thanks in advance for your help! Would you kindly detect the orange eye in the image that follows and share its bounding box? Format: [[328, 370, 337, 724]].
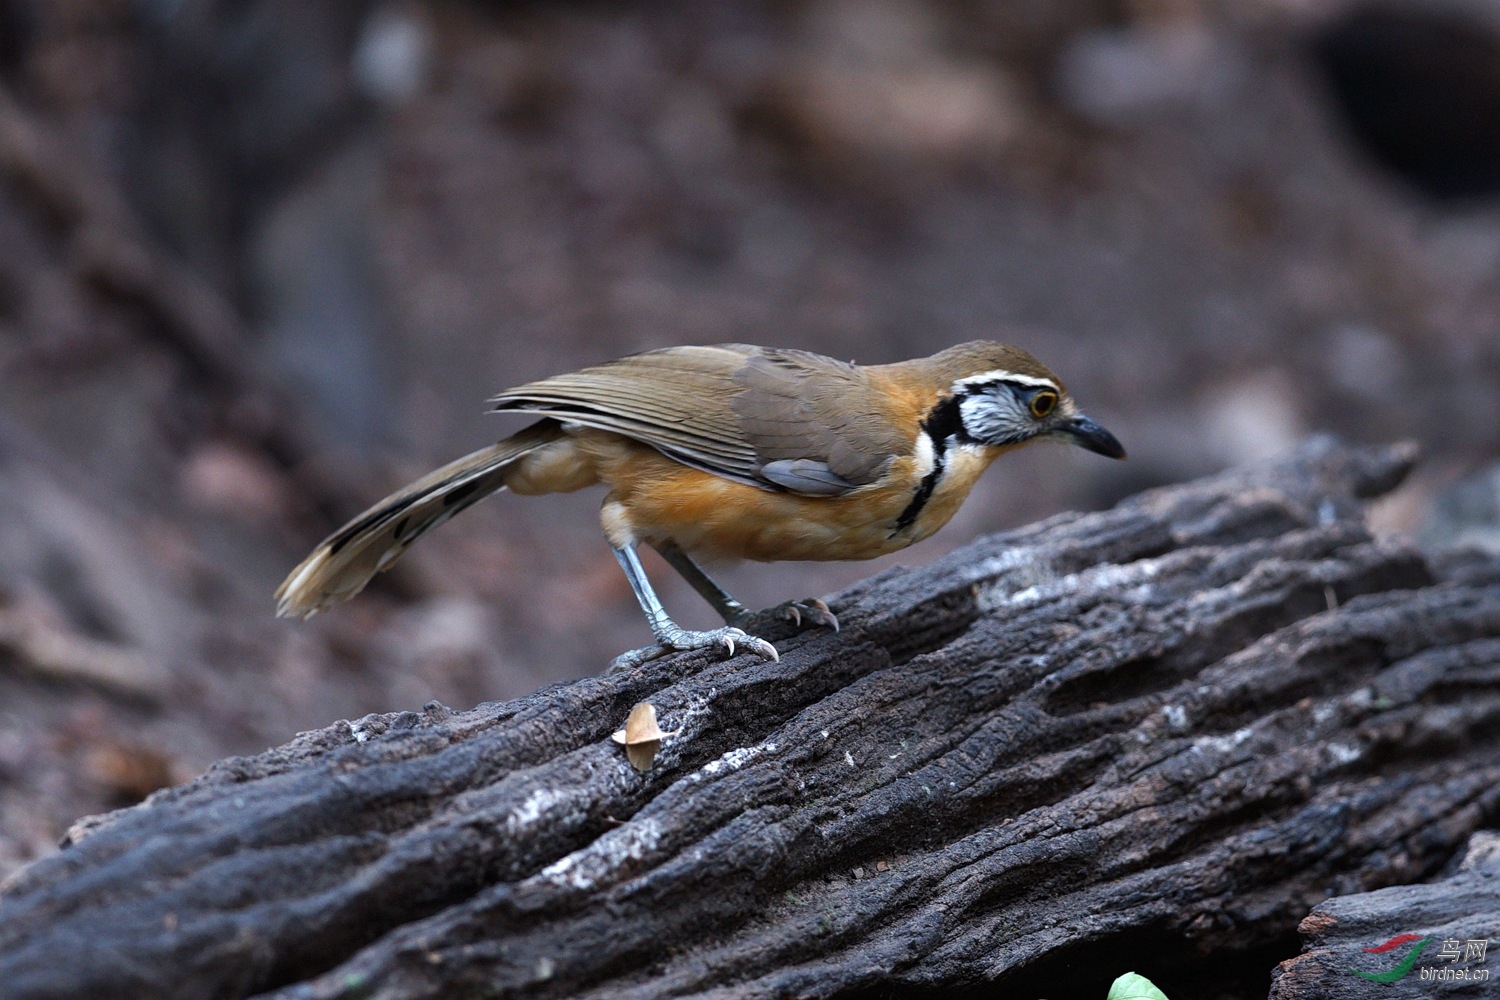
[[1029, 390, 1058, 419]]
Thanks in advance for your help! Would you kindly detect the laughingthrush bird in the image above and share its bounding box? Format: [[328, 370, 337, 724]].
[[276, 342, 1125, 669]]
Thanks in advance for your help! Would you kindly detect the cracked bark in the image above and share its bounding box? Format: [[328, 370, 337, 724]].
[[1, 439, 1497, 1000], [1270, 830, 1500, 999]]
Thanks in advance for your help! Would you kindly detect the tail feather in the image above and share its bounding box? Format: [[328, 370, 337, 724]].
[[275, 423, 561, 618]]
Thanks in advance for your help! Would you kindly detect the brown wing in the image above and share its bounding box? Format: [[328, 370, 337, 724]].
[[730, 349, 911, 491], [490, 344, 763, 485], [490, 345, 916, 495]]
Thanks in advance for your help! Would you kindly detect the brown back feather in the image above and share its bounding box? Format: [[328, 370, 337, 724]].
[[488, 340, 1055, 495]]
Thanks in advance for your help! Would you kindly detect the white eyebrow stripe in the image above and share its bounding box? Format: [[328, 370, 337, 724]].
[[952, 370, 1059, 392]]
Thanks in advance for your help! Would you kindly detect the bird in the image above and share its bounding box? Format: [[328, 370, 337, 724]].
[[275, 341, 1125, 670]]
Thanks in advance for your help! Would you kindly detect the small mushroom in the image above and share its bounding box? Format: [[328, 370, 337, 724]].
[[611, 702, 681, 771]]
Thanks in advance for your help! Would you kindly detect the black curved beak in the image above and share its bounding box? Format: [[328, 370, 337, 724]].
[[1059, 413, 1126, 459]]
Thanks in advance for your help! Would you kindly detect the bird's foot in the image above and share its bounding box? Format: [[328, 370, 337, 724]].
[[608, 626, 779, 674], [731, 598, 839, 633]]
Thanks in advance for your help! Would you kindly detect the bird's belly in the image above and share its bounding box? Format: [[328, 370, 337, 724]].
[[630, 479, 913, 561], [569, 429, 1000, 562], [596, 447, 982, 563]]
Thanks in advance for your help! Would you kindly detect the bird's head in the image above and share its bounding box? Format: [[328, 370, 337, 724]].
[[930, 342, 1127, 459]]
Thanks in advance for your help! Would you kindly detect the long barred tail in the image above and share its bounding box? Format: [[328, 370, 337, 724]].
[[274, 422, 562, 619]]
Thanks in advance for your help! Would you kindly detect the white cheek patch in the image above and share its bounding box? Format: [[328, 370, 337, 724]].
[[958, 393, 1028, 443]]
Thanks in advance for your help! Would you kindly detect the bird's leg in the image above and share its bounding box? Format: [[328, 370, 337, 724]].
[[651, 542, 747, 621], [653, 542, 839, 633], [607, 544, 779, 673]]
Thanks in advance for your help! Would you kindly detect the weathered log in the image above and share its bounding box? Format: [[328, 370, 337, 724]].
[[1, 439, 1497, 1000], [1270, 831, 1500, 999]]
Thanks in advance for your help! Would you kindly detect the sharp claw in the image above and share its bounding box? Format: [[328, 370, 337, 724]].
[[718, 629, 777, 663], [615, 627, 780, 670], [728, 600, 837, 636], [742, 636, 779, 662], [793, 599, 838, 633]]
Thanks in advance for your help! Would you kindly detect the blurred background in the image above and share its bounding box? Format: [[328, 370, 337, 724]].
[[2, 0, 1500, 876]]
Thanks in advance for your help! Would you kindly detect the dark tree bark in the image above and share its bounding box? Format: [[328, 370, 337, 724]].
[[1, 440, 1497, 1000], [1270, 832, 1500, 998]]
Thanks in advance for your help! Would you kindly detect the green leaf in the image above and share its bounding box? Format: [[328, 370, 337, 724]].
[[1106, 971, 1169, 1000]]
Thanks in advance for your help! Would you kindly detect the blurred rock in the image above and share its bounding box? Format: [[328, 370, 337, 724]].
[[1056, 23, 1244, 124], [1420, 462, 1500, 554], [375, 596, 506, 707], [1202, 370, 1307, 466], [78, 738, 177, 807], [352, 2, 433, 106], [651, 83, 734, 171], [1320, 322, 1403, 397], [178, 439, 293, 523], [778, 0, 1022, 164]]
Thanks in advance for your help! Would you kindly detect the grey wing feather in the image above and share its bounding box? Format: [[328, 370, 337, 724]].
[[757, 459, 858, 495]]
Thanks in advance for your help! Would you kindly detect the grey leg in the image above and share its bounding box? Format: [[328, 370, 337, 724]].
[[608, 544, 779, 673], [653, 541, 839, 632]]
